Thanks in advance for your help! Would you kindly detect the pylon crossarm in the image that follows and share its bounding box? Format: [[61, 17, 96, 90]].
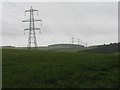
[[34, 28, 40, 30], [22, 20, 30, 22], [32, 10, 38, 12], [25, 10, 30, 12], [25, 9, 38, 12], [24, 28, 40, 30], [34, 19, 42, 21], [23, 19, 42, 22], [24, 29, 29, 30]]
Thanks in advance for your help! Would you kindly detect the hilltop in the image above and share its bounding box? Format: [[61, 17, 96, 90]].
[[47, 44, 86, 51]]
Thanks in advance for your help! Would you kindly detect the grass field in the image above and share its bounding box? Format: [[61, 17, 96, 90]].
[[2, 49, 118, 88]]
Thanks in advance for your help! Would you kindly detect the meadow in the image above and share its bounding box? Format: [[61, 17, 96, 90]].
[[2, 49, 118, 88]]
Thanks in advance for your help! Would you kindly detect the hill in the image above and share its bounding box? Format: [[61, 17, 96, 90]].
[[1, 46, 16, 49], [83, 42, 119, 53], [47, 44, 86, 51]]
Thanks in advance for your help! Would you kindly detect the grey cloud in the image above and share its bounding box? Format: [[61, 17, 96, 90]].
[[2, 2, 118, 46]]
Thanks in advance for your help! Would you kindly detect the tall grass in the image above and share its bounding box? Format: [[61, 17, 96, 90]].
[[2, 49, 118, 88]]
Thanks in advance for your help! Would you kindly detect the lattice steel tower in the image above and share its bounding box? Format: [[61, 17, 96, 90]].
[[23, 6, 42, 49]]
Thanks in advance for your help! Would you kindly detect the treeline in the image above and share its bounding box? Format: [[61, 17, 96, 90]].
[[83, 42, 119, 53]]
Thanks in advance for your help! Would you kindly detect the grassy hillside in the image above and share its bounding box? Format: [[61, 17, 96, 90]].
[[2, 49, 118, 88], [84, 43, 118, 53]]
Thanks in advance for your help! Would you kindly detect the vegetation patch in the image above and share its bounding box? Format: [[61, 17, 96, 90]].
[[2, 49, 119, 88]]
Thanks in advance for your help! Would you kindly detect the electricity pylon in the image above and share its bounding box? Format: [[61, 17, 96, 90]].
[[71, 37, 74, 44], [23, 6, 42, 49], [78, 38, 80, 45]]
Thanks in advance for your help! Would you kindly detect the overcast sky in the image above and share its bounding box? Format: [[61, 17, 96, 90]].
[[2, 2, 118, 47]]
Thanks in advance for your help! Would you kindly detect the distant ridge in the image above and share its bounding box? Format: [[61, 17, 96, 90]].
[[1, 46, 16, 48], [47, 44, 86, 51], [83, 42, 119, 53], [48, 44, 84, 48]]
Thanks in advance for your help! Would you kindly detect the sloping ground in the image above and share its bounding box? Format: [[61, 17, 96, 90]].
[[48, 44, 84, 49], [2, 49, 118, 88], [47, 44, 89, 51], [83, 43, 119, 53]]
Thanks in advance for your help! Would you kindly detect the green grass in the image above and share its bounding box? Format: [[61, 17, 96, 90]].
[[2, 49, 119, 88]]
